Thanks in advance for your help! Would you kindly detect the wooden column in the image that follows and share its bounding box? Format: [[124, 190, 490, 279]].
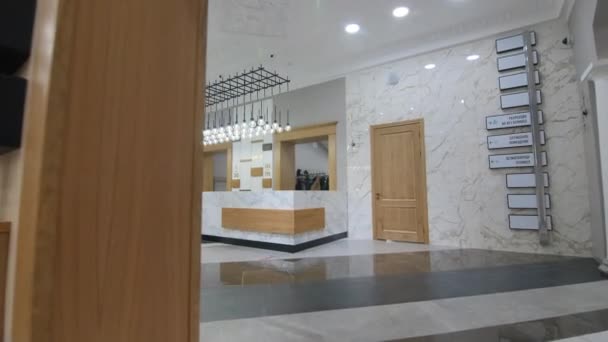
[[12, 0, 207, 341]]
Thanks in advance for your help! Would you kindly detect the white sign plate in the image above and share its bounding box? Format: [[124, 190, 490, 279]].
[[499, 71, 540, 91], [486, 111, 544, 130], [508, 194, 551, 209], [509, 215, 552, 230], [497, 51, 538, 72], [506, 173, 549, 188], [496, 32, 536, 54], [501, 90, 542, 109], [487, 131, 545, 150], [489, 152, 547, 169]]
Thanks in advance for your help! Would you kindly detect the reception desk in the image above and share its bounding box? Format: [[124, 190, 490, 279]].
[[202, 191, 347, 252]]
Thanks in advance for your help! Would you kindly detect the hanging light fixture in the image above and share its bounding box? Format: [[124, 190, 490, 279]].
[[277, 110, 284, 133], [285, 109, 292, 132]]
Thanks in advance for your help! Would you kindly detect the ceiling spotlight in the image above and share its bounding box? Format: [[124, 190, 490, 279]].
[[345, 23, 360, 34], [392, 7, 410, 18], [424, 63, 436, 70], [466, 54, 480, 61]]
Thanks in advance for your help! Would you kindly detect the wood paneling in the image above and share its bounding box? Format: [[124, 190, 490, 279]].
[[231, 179, 241, 189], [222, 208, 325, 235], [328, 134, 337, 191], [0, 222, 9, 340], [12, 0, 207, 341], [203, 153, 214, 192], [274, 122, 337, 190], [371, 119, 429, 243], [262, 178, 273, 189], [250, 167, 263, 177]]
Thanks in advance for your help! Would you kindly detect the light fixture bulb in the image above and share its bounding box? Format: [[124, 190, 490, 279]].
[[241, 122, 248, 129], [424, 63, 436, 70], [392, 7, 410, 18], [264, 123, 270, 130], [285, 124, 292, 132], [345, 23, 360, 34], [249, 119, 257, 128], [277, 125, 283, 133], [466, 54, 480, 61], [258, 117, 265, 126], [233, 123, 240, 131], [272, 121, 279, 129], [211, 128, 217, 135]]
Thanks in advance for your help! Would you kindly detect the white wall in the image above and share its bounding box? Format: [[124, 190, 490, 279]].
[[569, 0, 598, 78], [346, 19, 591, 256]]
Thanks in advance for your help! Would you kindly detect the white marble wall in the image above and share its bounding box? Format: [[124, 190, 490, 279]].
[[346, 20, 592, 256], [202, 191, 347, 245]]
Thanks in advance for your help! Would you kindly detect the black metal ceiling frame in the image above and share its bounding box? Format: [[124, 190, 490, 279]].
[[205, 66, 290, 108]]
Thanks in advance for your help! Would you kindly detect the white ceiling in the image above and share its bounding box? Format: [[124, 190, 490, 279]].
[[206, 0, 567, 89]]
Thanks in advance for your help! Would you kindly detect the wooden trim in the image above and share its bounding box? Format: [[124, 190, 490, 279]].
[[370, 118, 429, 243], [231, 179, 241, 189], [0, 222, 10, 234], [275, 122, 337, 143], [203, 142, 231, 153], [250, 167, 263, 177], [273, 122, 337, 190], [13, 0, 207, 340], [203, 145, 232, 192], [328, 134, 337, 191], [262, 178, 273, 189], [222, 208, 325, 235], [0, 222, 9, 340]]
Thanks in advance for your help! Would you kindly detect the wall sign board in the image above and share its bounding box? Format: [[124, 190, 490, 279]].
[[486, 111, 543, 130], [499, 71, 540, 91], [506, 173, 549, 188], [500, 90, 542, 109], [497, 51, 538, 72], [508, 194, 551, 209], [487, 131, 545, 150], [489, 151, 547, 169], [496, 32, 536, 54], [509, 215, 552, 230]]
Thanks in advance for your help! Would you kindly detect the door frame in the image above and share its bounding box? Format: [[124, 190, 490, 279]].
[[370, 118, 429, 243]]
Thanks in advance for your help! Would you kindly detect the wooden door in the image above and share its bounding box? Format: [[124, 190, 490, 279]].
[[12, 0, 207, 341], [371, 120, 429, 243]]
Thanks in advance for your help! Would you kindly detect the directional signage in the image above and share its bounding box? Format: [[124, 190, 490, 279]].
[[508, 194, 551, 209], [496, 32, 536, 54], [509, 215, 552, 230], [499, 71, 540, 91], [487, 131, 545, 150], [489, 152, 547, 169], [497, 51, 538, 72], [486, 111, 544, 130], [501, 90, 542, 109], [506, 173, 549, 188]]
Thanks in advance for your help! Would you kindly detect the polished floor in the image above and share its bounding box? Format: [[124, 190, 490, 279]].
[[200, 240, 608, 341]]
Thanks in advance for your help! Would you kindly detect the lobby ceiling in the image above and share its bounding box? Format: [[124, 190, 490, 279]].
[[206, 0, 568, 89]]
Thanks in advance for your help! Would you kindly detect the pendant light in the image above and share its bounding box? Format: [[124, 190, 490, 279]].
[[277, 110, 284, 133], [285, 109, 292, 132]]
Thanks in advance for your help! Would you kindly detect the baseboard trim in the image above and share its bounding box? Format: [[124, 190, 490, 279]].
[[201, 232, 348, 253]]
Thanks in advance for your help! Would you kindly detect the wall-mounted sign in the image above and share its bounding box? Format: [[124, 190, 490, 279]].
[[509, 215, 552, 230], [496, 32, 536, 54], [486, 111, 544, 130], [487, 131, 545, 150], [489, 151, 547, 169], [499, 71, 540, 91], [508, 194, 551, 209], [500, 90, 542, 109], [497, 51, 539, 72], [506, 173, 549, 188]]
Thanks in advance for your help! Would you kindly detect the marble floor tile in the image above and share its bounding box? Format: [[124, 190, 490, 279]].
[[556, 331, 608, 342], [200, 281, 608, 342], [201, 239, 453, 264]]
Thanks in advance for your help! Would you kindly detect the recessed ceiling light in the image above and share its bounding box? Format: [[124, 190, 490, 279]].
[[424, 63, 436, 70], [345, 24, 360, 34], [466, 54, 480, 61], [393, 6, 410, 18]]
